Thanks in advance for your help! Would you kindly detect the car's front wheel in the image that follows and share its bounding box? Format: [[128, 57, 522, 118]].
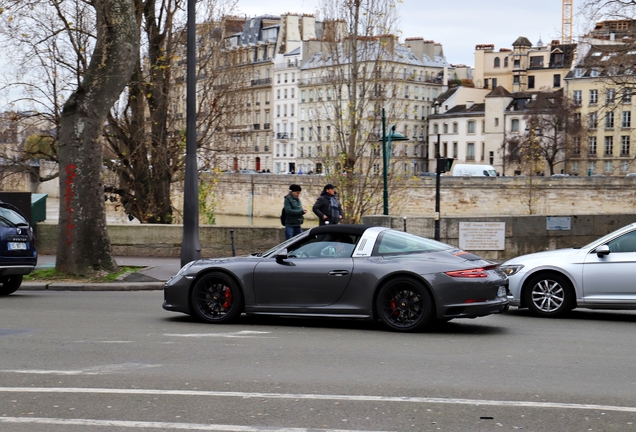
[[0, 275, 23, 296], [190, 272, 244, 323], [376, 277, 433, 332], [523, 273, 574, 318]]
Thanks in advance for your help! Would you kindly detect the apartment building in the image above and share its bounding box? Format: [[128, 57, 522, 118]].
[[473, 37, 576, 93], [564, 20, 636, 176], [296, 36, 451, 177]]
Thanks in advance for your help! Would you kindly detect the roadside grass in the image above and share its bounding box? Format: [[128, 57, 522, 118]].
[[25, 266, 144, 283]]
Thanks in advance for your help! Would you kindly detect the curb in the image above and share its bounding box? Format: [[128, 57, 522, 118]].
[[21, 282, 165, 291]]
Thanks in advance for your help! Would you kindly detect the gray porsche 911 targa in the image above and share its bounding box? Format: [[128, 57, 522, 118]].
[[163, 225, 509, 332]]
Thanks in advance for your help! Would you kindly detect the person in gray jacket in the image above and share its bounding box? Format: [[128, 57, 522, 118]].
[[312, 183, 343, 225], [284, 184, 307, 239]]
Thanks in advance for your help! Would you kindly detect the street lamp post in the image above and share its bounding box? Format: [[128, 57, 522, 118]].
[[180, 0, 201, 267], [381, 108, 409, 215]]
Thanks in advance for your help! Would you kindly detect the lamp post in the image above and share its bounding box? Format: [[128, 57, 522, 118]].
[[180, 0, 201, 267], [380, 108, 409, 215]]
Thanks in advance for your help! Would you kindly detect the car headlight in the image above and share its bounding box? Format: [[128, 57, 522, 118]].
[[175, 260, 196, 277], [500, 264, 524, 276]]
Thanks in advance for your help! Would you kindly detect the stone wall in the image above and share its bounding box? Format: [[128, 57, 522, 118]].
[[173, 174, 636, 220], [26, 169, 636, 220], [35, 214, 636, 260]]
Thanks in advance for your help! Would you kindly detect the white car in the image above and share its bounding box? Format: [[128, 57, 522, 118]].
[[501, 222, 636, 317]]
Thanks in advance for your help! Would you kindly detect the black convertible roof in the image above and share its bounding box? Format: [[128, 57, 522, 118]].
[[308, 224, 378, 237]]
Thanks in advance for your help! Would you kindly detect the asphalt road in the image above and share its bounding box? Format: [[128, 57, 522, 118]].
[[1, 290, 636, 431]]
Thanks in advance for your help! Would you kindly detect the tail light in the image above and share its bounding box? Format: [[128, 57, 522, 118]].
[[445, 264, 498, 278]]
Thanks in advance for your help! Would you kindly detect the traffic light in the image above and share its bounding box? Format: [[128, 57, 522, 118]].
[[436, 157, 454, 174]]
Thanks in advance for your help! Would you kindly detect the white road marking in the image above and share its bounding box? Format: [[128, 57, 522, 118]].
[[0, 417, 384, 432], [164, 330, 273, 338], [0, 387, 634, 413], [0, 363, 161, 375]]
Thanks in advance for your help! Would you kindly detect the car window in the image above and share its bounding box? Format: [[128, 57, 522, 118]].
[[288, 234, 357, 259], [375, 230, 450, 255], [0, 207, 28, 227], [606, 230, 636, 253]]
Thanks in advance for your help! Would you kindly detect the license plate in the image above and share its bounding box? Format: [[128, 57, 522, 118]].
[[497, 286, 507, 298], [8, 242, 27, 251]]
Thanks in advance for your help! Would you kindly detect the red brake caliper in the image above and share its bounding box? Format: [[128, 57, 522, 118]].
[[390, 298, 399, 316], [222, 286, 233, 310]]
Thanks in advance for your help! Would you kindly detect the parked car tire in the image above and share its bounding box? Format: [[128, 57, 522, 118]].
[[0, 275, 23, 296], [523, 273, 574, 318]]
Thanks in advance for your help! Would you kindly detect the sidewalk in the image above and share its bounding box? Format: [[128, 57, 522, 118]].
[[21, 255, 182, 292]]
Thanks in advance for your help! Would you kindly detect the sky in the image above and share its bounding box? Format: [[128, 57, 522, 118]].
[[234, 0, 575, 67]]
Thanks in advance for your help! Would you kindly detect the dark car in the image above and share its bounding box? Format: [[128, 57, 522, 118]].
[[0, 201, 37, 295], [163, 225, 508, 332]]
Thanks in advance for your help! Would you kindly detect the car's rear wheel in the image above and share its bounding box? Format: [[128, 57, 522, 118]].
[[376, 277, 432, 332], [523, 273, 574, 318], [0, 275, 23, 296], [190, 272, 244, 323]]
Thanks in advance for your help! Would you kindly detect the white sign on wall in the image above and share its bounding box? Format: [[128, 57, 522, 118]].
[[546, 217, 571, 231], [459, 222, 506, 250]]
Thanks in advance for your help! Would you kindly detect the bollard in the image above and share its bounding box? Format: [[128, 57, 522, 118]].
[[403, 216, 407, 232], [230, 229, 236, 257]]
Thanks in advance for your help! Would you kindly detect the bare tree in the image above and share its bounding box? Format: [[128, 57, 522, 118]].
[[301, 0, 413, 222], [502, 91, 581, 176], [55, 0, 139, 274], [0, 0, 95, 184]]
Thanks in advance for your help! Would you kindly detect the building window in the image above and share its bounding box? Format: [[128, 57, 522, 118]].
[[604, 136, 614, 155], [588, 161, 597, 174], [589, 112, 598, 129], [621, 136, 630, 155], [504, 57, 509, 68], [588, 136, 597, 155], [513, 76, 519, 85], [511, 118, 519, 132], [467, 143, 475, 160], [467, 120, 475, 134], [453, 122, 458, 133], [494, 117, 499, 127], [607, 89, 615, 104], [622, 111, 631, 128], [623, 88, 632, 104], [605, 112, 614, 128], [553, 74, 561, 88], [604, 160, 613, 173], [590, 89, 598, 105], [572, 137, 581, 155], [453, 142, 458, 158], [433, 123, 439, 134], [530, 56, 543, 67], [621, 160, 630, 173], [573, 90, 582, 105], [528, 76, 535, 89], [494, 57, 500, 68], [484, 79, 489, 89], [443, 123, 448, 133]]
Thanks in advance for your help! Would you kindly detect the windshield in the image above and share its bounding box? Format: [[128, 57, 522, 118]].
[[258, 234, 303, 257], [485, 169, 498, 176], [375, 230, 452, 255]]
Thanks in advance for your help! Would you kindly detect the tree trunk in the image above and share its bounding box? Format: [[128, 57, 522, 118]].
[[56, 0, 140, 275]]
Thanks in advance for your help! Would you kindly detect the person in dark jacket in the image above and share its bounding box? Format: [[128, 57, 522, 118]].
[[284, 184, 307, 239], [312, 183, 343, 226]]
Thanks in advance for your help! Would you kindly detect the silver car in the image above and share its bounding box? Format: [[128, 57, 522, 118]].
[[501, 222, 636, 317]]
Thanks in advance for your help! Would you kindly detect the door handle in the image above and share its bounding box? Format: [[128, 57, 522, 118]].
[[328, 270, 349, 276]]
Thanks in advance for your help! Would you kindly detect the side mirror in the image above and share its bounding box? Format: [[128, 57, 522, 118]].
[[275, 248, 289, 263], [596, 244, 610, 257]]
